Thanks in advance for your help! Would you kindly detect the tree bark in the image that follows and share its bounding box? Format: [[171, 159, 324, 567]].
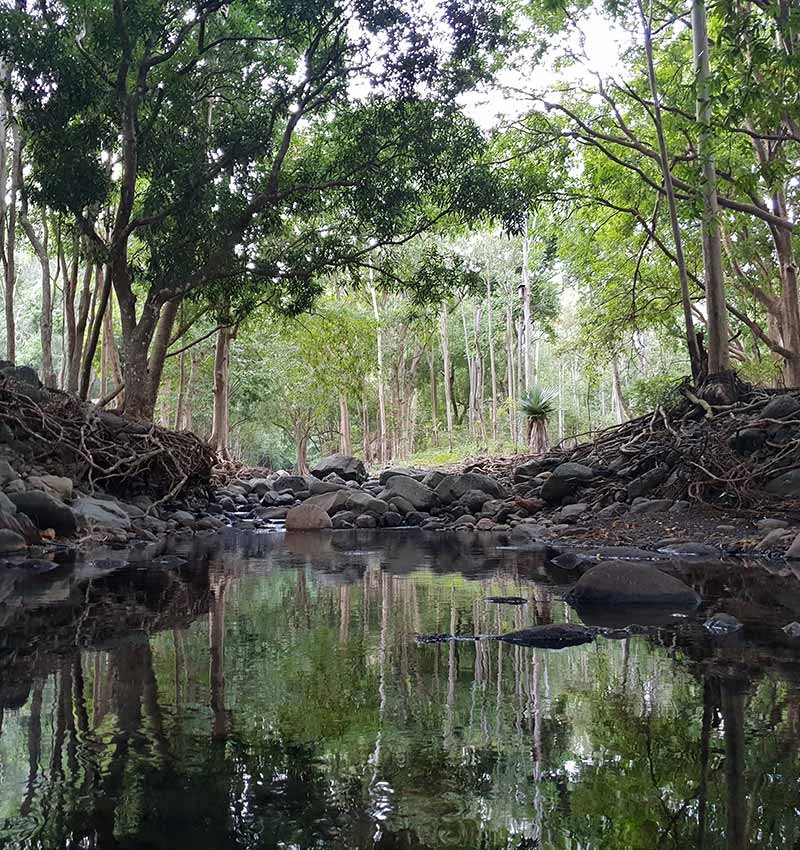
[[506, 302, 516, 445], [486, 277, 498, 445], [370, 277, 388, 464], [638, 0, 703, 380], [174, 348, 187, 430], [209, 325, 234, 458], [338, 394, 352, 455], [520, 214, 533, 393], [439, 305, 454, 451], [692, 0, 731, 378], [611, 358, 630, 423], [3, 96, 20, 363], [428, 347, 439, 447]]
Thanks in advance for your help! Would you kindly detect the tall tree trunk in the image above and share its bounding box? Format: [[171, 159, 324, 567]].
[[339, 394, 352, 455], [639, 0, 703, 380], [183, 347, 203, 431], [486, 278, 498, 446], [294, 422, 310, 475], [520, 214, 532, 392], [611, 358, 631, 424], [174, 348, 187, 430], [19, 208, 57, 387], [472, 302, 487, 447], [370, 278, 388, 464], [557, 361, 565, 441], [461, 302, 476, 439], [692, 0, 731, 379], [79, 264, 113, 400], [209, 325, 233, 458], [0, 60, 10, 363], [439, 305, 454, 451], [361, 395, 371, 462], [506, 303, 516, 445], [428, 347, 439, 447], [67, 254, 92, 394], [3, 101, 20, 363]]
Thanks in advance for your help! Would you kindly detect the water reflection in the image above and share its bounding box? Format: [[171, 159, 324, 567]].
[[0, 529, 798, 849]]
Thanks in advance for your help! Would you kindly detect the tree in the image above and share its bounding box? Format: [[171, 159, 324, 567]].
[[520, 385, 557, 454], [0, 0, 513, 419]]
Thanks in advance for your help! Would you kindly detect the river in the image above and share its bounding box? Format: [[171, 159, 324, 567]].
[[0, 529, 798, 849]]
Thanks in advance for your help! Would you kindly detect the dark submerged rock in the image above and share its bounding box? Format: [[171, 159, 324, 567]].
[[500, 624, 595, 648], [564, 560, 701, 608], [9, 491, 77, 536]]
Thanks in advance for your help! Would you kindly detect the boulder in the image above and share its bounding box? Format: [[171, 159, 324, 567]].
[[332, 513, 355, 529], [0, 459, 19, 486], [305, 490, 350, 515], [9, 491, 77, 535], [786, 533, 800, 559], [630, 498, 674, 514], [761, 394, 800, 421], [27, 474, 73, 501], [389, 495, 415, 515], [512, 456, 560, 482], [285, 503, 333, 530], [559, 503, 588, 521], [500, 624, 595, 648], [73, 497, 132, 530], [308, 477, 348, 496], [170, 509, 195, 527], [380, 511, 403, 527], [421, 469, 448, 489], [541, 463, 594, 505], [434, 473, 505, 504], [272, 475, 309, 494], [459, 489, 493, 513], [732, 428, 767, 455], [345, 490, 388, 514], [0, 492, 16, 514], [765, 469, 800, 498], [355, 514, 377, 528], [378, 467, 423, 485], [626, 464, 669, 500], [565, 560, 701, 607], [0, 528, 26, 553], [246, 478, 274, 496], [476, 517, 496, 531], [310, 454, 367, 483], [379, 475, 437, 510], [704, 613, 742, 634]]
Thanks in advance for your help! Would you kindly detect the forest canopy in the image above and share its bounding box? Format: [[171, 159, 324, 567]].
[[0, 0, 797, 469]]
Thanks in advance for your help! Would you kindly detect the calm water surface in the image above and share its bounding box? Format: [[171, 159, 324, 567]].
[[0, 529, 798, 849]]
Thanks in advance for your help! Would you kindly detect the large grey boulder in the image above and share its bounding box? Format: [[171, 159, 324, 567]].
[[272, 474, 308, 494], [308, 477, 348, 496], [9, 491, 77, 535], [27, 474, 73, 501], [345, 490, 389, 514], [0, 459, 19, 486], [304, 490, 351, 515], [310, 454, 367, 483], [72, 497, 132, 530], [761, 394, 800, 421], [378, 467, 424, 485], [379, 475, 437, 510], [434, 472, 505, 503], [285, 503, 333, 530], [541, 462, 594, 505], [565, 560, 700, 607]]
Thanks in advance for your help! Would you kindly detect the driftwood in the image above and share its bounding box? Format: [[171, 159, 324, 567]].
[[0, 376, 215, 499]]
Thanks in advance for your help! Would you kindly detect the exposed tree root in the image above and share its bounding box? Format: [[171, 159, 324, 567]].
[[0, 377, 215, 498]]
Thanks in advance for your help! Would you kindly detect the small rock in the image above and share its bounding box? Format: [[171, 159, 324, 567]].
[[355, 514, 377, 528], [715, 524, 736, 533], [598, 503, 627, 518], [757, 528, 790, 550], [559, 503, 588, 521], [0, 528, 26, 553], [782, 621, 800, 638], [380, 511, 403, 527], [541, 462, 594, 505], [476, 517, 496, 531], [4, 479, 25, 494], [486, 596, 527, 604], [669, 500, 690, 514], [704, 613, 742, 634], [785, 532, 800, 559], [630, 498, 674, 514], [757, 518, 789, 531], [659, 542, 723, 558]]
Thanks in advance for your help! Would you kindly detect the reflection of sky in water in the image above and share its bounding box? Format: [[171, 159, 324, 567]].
[[0, 530, 797, 849]]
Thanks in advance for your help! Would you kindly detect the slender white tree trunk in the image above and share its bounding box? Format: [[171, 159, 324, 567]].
[[339, 394, 352, 455], [486, 277, 498, 446], [370, 275, 388, 464], [520, 214, 533, 392], [440, 305, 454, 451]]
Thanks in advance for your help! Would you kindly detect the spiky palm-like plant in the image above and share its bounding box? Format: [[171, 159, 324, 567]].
[[520, 386, 558, 454]]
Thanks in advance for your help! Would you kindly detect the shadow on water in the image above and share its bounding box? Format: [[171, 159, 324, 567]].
[[0, 528, 799, 849]]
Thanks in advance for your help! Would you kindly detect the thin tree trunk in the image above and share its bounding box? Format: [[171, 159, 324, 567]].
[[294, 422, 310, 475], [638, 0, 704, 381], [339, 394, 352, 455], [611, 358, 631, 424], [361, 395, 371, 462], [506, 303, 516, 445], [486, 278, 498, 445], [174, 348, 187, 430], [461, 302, 476, 439], [557, 361, 565, 441], [692, 0, 731, 378], [209, 325, 233, 458], [428, 347, 439, 447], [440, 306, 454, 451], [370, 277, 388, 464], [79, 264, 112, 400], [521, 214, 532, 392], [67, 256, 92, 394], [3, 102, 20, 363], [183, 347, 203, 431]]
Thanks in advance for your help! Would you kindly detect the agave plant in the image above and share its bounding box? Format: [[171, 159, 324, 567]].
[[519, 386, 559, 454]]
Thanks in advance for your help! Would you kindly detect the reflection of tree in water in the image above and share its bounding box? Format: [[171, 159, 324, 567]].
[[1, 554, 800, 850]]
